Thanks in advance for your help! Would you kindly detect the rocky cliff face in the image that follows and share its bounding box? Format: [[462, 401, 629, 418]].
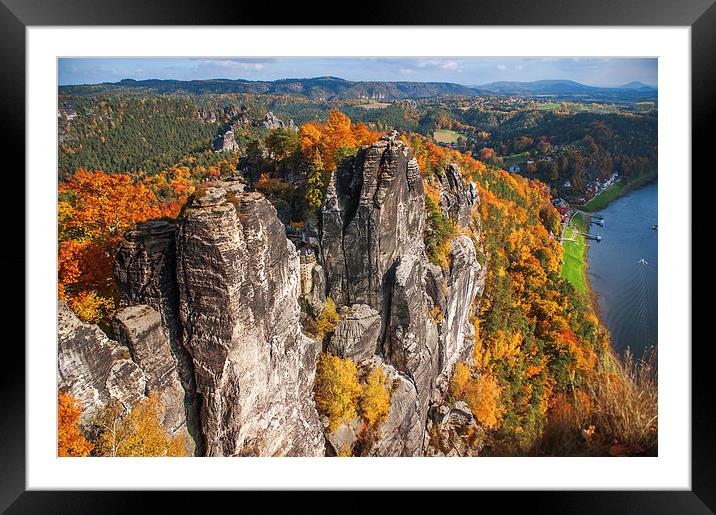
[[58, 302, 146, 428], [176, 185, 324, 457], [319, 132, 485, 455], [110, 177, 324, 456], [321, 132, 425, 312], [113, 305, 192, 451]]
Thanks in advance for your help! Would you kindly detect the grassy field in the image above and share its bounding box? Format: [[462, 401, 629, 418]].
[[355, 102, 390, 109], [433, 129, 462, 144], [560, 213, 590, 294], [533, 102, 562, 111], [582, 180, 626, 212], [504, 151, 529, 168]]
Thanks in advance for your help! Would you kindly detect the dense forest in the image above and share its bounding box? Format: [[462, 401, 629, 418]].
[[57, 85, 657, 458]]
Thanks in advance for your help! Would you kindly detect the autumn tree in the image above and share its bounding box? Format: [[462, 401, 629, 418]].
[[58, 391, 93, 457], [298, 111, 381, 210], [449, 365, 504, 431], [304, 297, 340, 342], [92, 394, 187, 457], [314, 354, 362, 433], [58, 169, 172, 325], [360, 367, 391, 429], [58, 169, 162, 246]]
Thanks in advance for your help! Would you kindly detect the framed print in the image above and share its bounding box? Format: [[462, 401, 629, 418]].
[[3, 0, 712, 511]]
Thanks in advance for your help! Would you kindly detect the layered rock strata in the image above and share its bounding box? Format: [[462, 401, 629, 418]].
[[113, 304, 191, 449], [58, 301, 146, 427], [176, 188, 324, 456]]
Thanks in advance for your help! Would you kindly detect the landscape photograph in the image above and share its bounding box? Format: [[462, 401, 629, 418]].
[[56, 57, 658, 458]]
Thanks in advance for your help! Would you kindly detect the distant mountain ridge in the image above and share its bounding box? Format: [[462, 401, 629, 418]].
[[58, 76, 657, 101], [59, 76, 494, 101], [478, 79, 657, 97]]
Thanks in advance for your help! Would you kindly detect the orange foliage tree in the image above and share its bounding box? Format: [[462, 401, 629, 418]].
[[58, 168, 194, 325], [58, 391, 93, 457], [299, 111, 381, 210]]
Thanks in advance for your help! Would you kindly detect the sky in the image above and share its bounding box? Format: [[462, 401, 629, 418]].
[[58, 57, 657, 88]]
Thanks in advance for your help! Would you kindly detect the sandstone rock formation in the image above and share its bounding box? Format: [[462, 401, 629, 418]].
[[262, 111, 295, 130], [436, 163, 479, 228], [359, 358, 423, 457], [327, 304, 381, 361], [319, 132, 485, 455], [113, 305, 191, 449], [176, 187, 324, 457], [58, 302, 146, 427], [114, 219, 202, 453], [214, 129, 239, 152], [425, 400, 485, 457], [62, 130, 487, 457], [321, 131, 425, 311]]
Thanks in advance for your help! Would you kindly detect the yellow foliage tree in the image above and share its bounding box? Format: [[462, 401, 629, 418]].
[[314, 354, 362, 433], [305, 298, 340, 342], [93, 394, 187, 457], [449, 362, 471, 399], [360, 367, 391, 428]]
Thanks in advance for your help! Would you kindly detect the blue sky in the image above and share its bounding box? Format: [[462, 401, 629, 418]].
[[58, 57, 657, 88]]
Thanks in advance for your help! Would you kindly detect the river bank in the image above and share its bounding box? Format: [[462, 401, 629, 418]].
[[581, 169, 658, 213], [559, 212, 590, 295]]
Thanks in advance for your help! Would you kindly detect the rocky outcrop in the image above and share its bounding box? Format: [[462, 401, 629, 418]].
[[176, 187, 324, 457], [114, 220, 183, 356], [321, 131, 425, 312], [58, 302, 146, 427], [214, 129, 239, 152], [113, 305, 191, 450], [360, 358, 423, 456], [63, 128, 487, 457], [262, 111, 295, 130], [322, 357, 422, 457], [385, 252, 440, 429], [434, 235, 484, 392], [319, 132, 485, 455], [436, 163, 479, 228], [327, 304, 381, 361], [425, 401, 485, 457]]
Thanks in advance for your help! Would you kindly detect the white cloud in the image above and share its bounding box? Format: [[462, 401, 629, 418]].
[[415, 59, 461, 71], [497, 64, 508, 71], [202, 59, 265, 71]]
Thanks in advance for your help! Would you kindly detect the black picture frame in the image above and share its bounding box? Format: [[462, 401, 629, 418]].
[[2, 0, 710, 511]]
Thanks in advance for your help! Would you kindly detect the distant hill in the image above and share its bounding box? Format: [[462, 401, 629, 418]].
[[618, 80, 656, 90], [59, 76, 494, 101], [478, 79, 657, 101]]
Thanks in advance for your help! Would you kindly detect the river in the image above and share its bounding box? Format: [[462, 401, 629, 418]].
[[585, 183, 658, 357]]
